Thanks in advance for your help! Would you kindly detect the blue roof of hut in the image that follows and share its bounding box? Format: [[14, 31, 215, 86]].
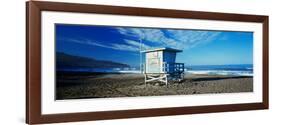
[[141, 47, 182, 53]]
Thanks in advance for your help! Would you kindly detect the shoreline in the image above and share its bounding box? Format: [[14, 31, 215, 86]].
[[56, 72, 253, 100]]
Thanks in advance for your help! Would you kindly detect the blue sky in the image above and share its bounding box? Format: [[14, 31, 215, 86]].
[[56, 24, 253, 67]]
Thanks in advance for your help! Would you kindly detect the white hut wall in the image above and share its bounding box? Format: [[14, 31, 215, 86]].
[[145, 51, 163, 73]]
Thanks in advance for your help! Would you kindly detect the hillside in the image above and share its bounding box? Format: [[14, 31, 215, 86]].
[[56, 52, 130, 68]]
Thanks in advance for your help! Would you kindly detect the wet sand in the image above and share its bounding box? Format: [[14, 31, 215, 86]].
[[56, 72, 253, 100]]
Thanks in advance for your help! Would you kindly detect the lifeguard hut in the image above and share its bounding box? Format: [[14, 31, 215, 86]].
[[141, 47, 184, 86]]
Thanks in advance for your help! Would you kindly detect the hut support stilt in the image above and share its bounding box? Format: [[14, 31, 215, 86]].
[[144, 74, 169, 86]]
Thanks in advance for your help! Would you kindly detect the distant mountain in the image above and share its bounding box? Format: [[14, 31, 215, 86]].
[[56, 52, 130, 68]]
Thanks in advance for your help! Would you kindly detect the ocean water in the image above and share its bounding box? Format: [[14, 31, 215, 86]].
[[186, 64, 253, 76], [57, 67, 141, 74], [57, 64, 253, 76]]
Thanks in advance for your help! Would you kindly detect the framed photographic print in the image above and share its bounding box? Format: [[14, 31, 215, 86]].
[[26, 1, 269, 124]]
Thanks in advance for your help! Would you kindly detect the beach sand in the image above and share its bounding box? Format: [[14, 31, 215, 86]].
[[56, 72, 253, 100]]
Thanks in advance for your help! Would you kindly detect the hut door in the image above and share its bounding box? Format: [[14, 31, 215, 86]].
[[147, 52, 161, 73]]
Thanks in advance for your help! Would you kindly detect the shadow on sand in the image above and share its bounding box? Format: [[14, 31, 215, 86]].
[[190, 76, 252, 82]]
